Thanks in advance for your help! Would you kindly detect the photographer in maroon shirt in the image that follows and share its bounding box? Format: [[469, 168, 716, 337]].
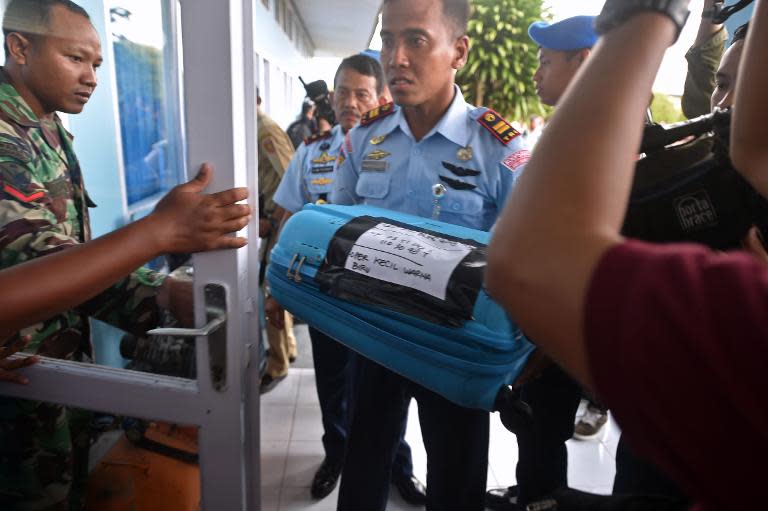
[[487, 1, 768, 510]]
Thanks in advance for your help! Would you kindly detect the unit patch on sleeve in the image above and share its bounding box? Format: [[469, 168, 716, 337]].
[[2, 183, 44, 202], [477, 109, 521, 145], [501, 149, 531, 172], [360, 102, 395, 127]]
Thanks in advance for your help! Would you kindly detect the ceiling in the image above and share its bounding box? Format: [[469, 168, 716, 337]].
[[292, 0, 381, 57]]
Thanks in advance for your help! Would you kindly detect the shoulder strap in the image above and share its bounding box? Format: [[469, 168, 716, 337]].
[[477, 109, 521, 145], [360, 102, 396, 127]]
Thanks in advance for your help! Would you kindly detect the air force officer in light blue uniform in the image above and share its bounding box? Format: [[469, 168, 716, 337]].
[[271, 54, 426, 504], [331, 85, 530, 231], [330, 0, 531, 509]]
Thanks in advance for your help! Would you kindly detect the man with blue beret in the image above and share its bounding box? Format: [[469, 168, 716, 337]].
[[529, 15, 598, 107], [532, 13, 611, 442], [485, 15, 600, 511]]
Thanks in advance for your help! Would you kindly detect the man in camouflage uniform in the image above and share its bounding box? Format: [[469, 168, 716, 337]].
[[256, 95, 297, 393], [0, 1, 187, 508]]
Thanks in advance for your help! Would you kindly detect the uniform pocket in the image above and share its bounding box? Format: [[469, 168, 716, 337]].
[[355, 171, 391, 200], [443, 192, 483, 215]]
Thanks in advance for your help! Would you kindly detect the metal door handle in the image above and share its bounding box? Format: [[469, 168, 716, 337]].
[[146, 312, 227, 338]]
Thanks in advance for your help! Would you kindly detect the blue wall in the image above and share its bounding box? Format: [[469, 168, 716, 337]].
[[724, 1, 755, 43], [68, 0, 131, 368], [68, 0, 127, 239]]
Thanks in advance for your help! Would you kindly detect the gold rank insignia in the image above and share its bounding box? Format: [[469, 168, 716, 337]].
[[305, 131, 332, 146], [370, 135, 387, 145], [360, 102, 396, 126], [365, 150, 390, 161], [457, 146, 473, 161], [311, 177, 333, 186], [311, 151, 336, 165], [477, 109, 521, 145]]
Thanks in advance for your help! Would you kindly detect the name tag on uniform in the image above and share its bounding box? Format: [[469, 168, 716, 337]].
[[361, 160, 389, 172], [311, 165, 335, 174]]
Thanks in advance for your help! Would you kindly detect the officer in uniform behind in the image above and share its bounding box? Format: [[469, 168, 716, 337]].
[[268, 54, 426, 504], [331, 0, 530, 509]]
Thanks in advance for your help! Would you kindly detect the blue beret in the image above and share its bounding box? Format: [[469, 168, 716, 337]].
[[360, 49, 382, 63], [528, 16, 598, 51]]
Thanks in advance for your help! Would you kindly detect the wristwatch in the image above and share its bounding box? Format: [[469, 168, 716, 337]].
[[595, 0, 691, 43]]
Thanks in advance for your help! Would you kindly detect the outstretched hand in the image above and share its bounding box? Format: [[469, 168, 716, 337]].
[[264, 296, 286, 330], [0, 337, 39, 385], [149, 163, 251, 255]]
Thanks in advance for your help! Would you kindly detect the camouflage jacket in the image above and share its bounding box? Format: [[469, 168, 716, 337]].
[[682, 27, 728, 119], [0, 69, 164, 360]]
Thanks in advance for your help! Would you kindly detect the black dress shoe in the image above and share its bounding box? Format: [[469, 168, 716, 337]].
[[485, 485, 520, 511], [259, 373, 286, 395], [393, 474, 427, 506], [311, 459, 341, 499]]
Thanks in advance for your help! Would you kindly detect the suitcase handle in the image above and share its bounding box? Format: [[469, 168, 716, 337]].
[[285, 254, 307, 283]]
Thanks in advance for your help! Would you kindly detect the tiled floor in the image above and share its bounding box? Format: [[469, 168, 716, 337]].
[[261, 325, 620, 510]]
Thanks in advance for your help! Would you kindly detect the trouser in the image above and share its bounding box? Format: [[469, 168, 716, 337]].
[[309, 327, 413, 476], [264, 307, 297, 378], [337, 357, 489, 511], [516, 365, 582, 507], [0, 397, 91, 511], [613, 434, 689, 501], [261, 231, 297, 379]]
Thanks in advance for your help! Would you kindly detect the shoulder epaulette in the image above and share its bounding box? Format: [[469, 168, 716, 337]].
[[360, 102, 395, 127], [304, 131, 333, 146], [477, 109, 520, 145]]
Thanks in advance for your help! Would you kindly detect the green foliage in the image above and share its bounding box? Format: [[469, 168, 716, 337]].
[[457, 0, 550, 121], [650, 93, 686, 124]]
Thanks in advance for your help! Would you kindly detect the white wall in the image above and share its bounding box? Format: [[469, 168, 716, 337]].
[[253, 0, 311, 129]]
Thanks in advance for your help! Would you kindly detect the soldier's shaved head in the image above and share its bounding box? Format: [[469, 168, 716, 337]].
[[3, 0, 91, 58]]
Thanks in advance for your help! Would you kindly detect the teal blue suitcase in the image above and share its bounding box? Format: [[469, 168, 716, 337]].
[[267, 204, 535, 412]]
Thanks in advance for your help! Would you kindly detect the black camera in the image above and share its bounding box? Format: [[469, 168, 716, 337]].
[[623, 109, 768, 250], [300, 77, 336, 126]]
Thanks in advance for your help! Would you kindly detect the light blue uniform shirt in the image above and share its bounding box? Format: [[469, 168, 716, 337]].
[[274, 124, 346, 213], [331, 86, 530, 231]]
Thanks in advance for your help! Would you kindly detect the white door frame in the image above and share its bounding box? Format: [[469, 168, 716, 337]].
[[0, 0, 262, 509]]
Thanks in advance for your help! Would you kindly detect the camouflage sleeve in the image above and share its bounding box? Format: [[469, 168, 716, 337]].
[[682, 27, 728, 119], [0, 145, 163, 337], [78, 267, 165, 337], [0, 154, 76, 268], [261, 128, 295, 179]]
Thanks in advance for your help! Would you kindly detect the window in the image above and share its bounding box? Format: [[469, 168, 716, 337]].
[[110, 0, 185, 208]]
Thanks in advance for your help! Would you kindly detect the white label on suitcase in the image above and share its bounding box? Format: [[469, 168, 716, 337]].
[[345, 223, 474, 300]]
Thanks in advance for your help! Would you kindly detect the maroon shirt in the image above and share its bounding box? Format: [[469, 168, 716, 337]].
[[585, 240, 768, 511]]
